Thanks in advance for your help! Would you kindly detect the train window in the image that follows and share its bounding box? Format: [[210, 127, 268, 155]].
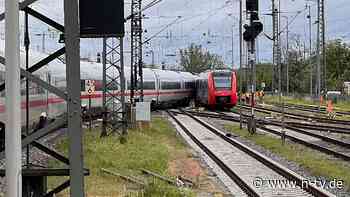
[[185, 81, 194, 89], [200, 80, 205, 89], [126, 81, 155, 90], [213, 72, 231, 90], [161, 81, 181, 90], [81, 80, 86, 91], [143, 81, 155, 90]]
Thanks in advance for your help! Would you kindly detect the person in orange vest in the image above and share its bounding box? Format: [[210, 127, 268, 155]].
[[326, 100, 335, 119], [246, 93, 250, 105]]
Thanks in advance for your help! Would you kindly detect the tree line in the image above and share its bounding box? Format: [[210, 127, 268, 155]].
[[154, 40, 350, 95], [240, 38, 350, 94]]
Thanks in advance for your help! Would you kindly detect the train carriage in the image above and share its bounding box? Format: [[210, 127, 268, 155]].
[[0, 39, 197, 127], [195, 70, 238, 109]]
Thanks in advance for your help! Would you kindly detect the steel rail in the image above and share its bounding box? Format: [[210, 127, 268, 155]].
[[236, 106, 350, 134], [266, 122, 350, 148], [240, 104, 350, 125], [232, 108, 350, 134], [178, 110, 333, 197], [286, 122, 350, 135], [167, 110, 260, 197], [181, 110, 350, 161], [257, 126, 350, 161], [267, 102, 350, 116]]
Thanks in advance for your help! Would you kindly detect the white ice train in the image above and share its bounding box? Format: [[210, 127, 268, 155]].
[[0, 41, 197, 127]]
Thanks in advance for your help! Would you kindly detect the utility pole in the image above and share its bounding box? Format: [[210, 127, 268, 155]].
[[272, 0, 280, 94], [277, 0, 281, 98], [275, 0, 285, 144], [272, 0, 275, 93], [320, 0, 326, 93], [316, 0, 322, 104], [307, 4, 313, 97], [239, 0, 243, 129], [282, 16, 289, 96], [316, 0, 326, 103]]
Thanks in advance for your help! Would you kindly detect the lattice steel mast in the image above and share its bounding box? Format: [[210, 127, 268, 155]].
[[272, 0, 280, 94], [131, 0, 144, 103], [101, 37, 127, 139], [316, 0, 326, 97]]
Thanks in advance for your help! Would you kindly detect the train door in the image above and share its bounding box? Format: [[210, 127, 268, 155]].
[[153, 71, 160, 105]]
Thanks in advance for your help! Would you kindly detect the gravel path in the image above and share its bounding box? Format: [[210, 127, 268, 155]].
[[205, 117, 350, 197], [170, 113, 319, 196]]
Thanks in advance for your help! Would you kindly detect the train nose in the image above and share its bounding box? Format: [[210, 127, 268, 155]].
[[216, 96, 231, 104]]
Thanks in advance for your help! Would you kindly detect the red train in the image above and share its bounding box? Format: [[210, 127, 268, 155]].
[[195, 70, 238, 109]]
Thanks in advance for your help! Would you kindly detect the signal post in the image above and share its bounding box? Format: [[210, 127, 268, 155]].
[[244, 0, 263, 134]]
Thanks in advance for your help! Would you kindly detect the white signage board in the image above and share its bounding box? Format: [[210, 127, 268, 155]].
[[85, 80, 95, 95], [136, 102, 151, 121]]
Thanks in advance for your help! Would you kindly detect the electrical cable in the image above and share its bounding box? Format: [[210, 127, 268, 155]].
[[126, 0, 163, 21], [143, 16, 182, 45]]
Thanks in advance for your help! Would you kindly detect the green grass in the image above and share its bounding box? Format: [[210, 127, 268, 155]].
[[48, 117, 195, 196], [333, 100, 350, 112], [264, 95, 350, 112], [225, 124, 350, 191], [264, 95, 316, 106]]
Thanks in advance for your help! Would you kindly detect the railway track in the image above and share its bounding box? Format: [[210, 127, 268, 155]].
[[266, 102, 350, 116], [168, 110, 333, 196], [239, 104, 350, 128], [236, 105, 350, 135], [182, 109, 350, 162]]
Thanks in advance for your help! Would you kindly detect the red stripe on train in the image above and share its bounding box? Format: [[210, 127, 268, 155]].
[[0, 90, 193, 113]]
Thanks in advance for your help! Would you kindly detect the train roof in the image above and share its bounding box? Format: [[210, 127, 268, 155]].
[[152, 69, 195, 81], [179, 71, 198, 81], [198, 69, 234, 78], [0, 39, 196, 82]]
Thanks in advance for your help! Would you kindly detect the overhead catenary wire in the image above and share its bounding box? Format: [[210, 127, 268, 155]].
[[143, 16, 182, 45], [126, 0, 163, 21]]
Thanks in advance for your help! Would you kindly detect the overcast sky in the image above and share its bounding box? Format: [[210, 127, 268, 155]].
[[0, 0, 349, 68]]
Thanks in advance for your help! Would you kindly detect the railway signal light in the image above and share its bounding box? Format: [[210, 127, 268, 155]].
[[243, 21, 263, 42], [246, 0, 258, 12]]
